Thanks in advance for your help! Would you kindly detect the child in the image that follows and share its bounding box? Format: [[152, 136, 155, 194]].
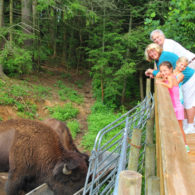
[[176, 56, 195, 134], [174, 60, 184, 105], [156, 61, 189, 152]]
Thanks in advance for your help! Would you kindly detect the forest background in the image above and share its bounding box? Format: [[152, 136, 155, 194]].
[[0, 0, 195, 150]]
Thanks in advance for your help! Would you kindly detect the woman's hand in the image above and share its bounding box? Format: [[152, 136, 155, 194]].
[[145, 69, 154, 77]]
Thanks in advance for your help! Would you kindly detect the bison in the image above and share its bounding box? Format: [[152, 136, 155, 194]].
[[0, 118, 89, 172], [4, 119, 88, 195], [42, 118, 89, 165]]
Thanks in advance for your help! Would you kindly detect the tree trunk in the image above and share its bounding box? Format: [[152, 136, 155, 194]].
[[121, 12, 133, 105], [139, 70, 144, 100], [62, 25, 67, 68], [50, 8, 57, 58], [101, 5, 106, 103], [32, 0, 40, 70], [21, 0, 32, 47], [121, 77, 127, 105], [9, 0, 13, 43], [0, 0, 7, 79], [0, 0, 3, 27]]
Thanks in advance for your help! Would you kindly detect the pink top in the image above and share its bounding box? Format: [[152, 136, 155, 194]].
[[167, 79, 184, 120]]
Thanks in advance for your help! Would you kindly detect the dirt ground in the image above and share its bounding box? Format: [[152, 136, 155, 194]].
[[0, 65, 95, 194]]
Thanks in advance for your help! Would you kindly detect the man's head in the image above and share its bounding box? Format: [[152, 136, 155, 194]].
[[150, 29, 165, 47]]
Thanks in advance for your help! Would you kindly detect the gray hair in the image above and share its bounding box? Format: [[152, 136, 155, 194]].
[[150, 29, 165, 41]]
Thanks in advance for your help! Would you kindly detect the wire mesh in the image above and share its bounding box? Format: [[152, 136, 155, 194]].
[[83, 94, 154, 195]]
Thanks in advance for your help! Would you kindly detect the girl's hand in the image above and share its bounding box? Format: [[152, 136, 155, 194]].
[[156, 72, 162, 78], [155, 78, 163, 84]]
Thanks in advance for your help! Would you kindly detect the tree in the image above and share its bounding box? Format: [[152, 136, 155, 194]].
[[21, 0, 32, 47], [0, 0, 7, 79]]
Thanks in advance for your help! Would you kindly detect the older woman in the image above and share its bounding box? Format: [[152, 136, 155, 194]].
[[145, 43, 195, 133], [144, 43, 178, 78]]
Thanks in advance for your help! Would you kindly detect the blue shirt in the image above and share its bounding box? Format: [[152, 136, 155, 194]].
[[152, 51, 195, 84], [182, 67, 195, 84], [153, 51, 178, 76]]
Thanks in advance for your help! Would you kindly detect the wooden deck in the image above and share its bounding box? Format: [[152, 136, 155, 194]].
[[187, 133, 195, 175]]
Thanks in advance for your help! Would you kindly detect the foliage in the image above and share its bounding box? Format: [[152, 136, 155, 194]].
[[163, 0, 195, 50], [0, 42, 33, 76], [67, 119, 80, 139], [55, 80, 83, 103], [0, 80, 52, 119], [144, 0, 195, 51], [82, 101, 122, 150], [47, 102, 79, 121], [32, 85, 52, 99]]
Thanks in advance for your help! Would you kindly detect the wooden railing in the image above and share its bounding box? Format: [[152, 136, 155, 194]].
[[155, 83, 195, 195]]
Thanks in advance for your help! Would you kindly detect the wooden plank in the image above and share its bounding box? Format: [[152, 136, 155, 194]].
[[156, 84, 195, 195], [155, 90, 164, 195], [186, 134, 195, 175], [26, 183, 53, 195]]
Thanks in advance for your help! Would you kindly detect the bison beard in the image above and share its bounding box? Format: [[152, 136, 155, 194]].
[[4, 119, 88, 195]]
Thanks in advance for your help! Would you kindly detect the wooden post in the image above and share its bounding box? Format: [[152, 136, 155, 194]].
[[118, 170, 142, 195], [145, 144, 156, 195], [146, 78, 151, 98], [128, 129, 142, 171], [145, 108, 154, 145], [147, 176, 160, 195]]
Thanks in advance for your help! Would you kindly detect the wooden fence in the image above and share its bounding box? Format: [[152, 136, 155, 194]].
[[155, 81, 195, 195]]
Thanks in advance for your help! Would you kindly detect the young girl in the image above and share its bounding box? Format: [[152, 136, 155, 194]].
[[156, 61, 189, 152], [174, 60, 184, 105], [176, 56, 195, 134]]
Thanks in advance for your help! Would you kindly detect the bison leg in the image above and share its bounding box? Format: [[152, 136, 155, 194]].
[[5, 171, 26, 195]]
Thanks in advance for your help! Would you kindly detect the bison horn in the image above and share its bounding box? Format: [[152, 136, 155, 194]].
[[62, 164, 72, 175]]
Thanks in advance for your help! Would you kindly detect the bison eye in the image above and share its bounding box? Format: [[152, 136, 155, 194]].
[[70, 172, 81, 181]]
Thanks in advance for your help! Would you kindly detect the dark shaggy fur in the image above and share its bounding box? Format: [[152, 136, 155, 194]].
[[2, 119, 88, 195]]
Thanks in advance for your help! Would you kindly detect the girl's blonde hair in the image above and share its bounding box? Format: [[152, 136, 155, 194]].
[[176, 56, 188, 65], [144, 43, 163, 62]]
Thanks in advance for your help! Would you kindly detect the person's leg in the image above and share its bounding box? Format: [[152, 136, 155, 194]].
[[178, 120, 186, 144], [186, 107, 195, 124], [183, 109, 188, 129], [185, 107, 195, 133]]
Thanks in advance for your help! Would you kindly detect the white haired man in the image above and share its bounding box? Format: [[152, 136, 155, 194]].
[[150, 29, 195, 69]]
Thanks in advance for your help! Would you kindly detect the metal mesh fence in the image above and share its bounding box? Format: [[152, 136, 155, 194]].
[[83, 94, 154, 195]]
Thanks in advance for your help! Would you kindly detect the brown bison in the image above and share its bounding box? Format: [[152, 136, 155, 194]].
[[4, 119, 88, 195], [0, 118, 89, 172], [42, 118, 89, 164]]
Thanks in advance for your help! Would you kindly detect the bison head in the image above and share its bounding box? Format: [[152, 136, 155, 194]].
[[49, 153, 88, 195]]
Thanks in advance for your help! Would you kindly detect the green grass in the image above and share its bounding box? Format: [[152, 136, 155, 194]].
[[67, 120, 80, 139], [55, 80, 83, 103], [0, 80, 51, 119], [47, 102, 79, 121], [82, 101, 122, 150]]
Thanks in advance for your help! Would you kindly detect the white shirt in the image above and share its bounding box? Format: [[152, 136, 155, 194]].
[[163, 39, 195, 61]]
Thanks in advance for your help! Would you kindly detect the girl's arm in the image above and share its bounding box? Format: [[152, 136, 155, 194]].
[[176, 73, 184, 84], [156, 76, 173, 88]]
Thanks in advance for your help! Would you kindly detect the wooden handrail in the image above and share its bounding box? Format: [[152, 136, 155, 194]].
[[155, 83, 195, 195]]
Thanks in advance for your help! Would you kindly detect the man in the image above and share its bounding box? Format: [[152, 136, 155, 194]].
[[150, 29, 195, 69]]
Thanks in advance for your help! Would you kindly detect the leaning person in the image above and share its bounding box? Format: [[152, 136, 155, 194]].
[[176, 57, 195, 134], [150, 29, 195, 69], [144, 43, 195, 133], [156, 61, 189, 152]]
